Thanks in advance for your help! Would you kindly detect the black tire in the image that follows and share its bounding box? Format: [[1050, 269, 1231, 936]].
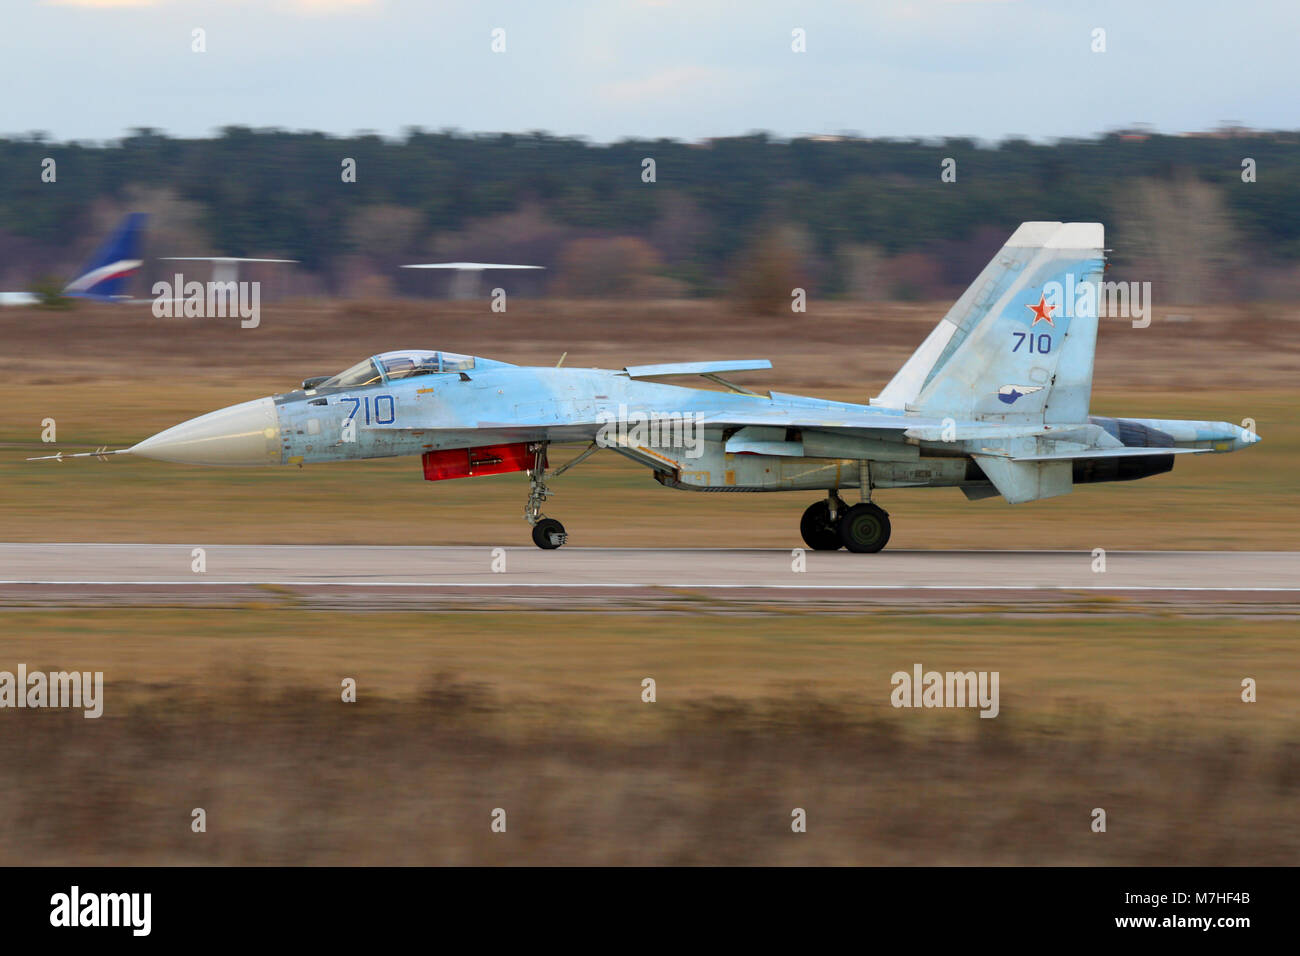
[[531, 518, 567, 550], [838, 503, 891, 553], [799, 500, 842, 551]]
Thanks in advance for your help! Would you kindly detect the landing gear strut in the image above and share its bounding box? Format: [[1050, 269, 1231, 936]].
[[524, 443, 565, 549], [799, 491, 892, 553], [523, 441, 600, 549]]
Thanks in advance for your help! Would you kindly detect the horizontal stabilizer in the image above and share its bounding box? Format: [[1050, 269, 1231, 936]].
[[1010, 447, 1209, 462]]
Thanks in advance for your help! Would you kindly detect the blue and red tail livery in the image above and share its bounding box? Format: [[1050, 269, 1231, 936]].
[[63, 213, 147, 301]]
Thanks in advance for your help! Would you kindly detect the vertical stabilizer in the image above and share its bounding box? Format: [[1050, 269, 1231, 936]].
[[63, 213, 148, 301], [874, 222, 1105, 426]]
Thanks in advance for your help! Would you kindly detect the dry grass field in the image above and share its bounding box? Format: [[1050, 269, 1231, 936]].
[[0, 609, 1295, 865]]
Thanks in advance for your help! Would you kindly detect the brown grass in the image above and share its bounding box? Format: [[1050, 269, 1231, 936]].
[[0, 608, 1295, 865], [3, 676, 1295, 866]]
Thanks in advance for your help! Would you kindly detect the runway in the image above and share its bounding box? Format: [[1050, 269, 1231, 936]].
[[0, 546, 1295, 611]]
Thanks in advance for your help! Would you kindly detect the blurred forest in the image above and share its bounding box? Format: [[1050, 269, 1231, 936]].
[[2, 126, 1298, 305]]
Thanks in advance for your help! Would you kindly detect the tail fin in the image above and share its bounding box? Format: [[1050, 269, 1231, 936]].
[[873, 222, 1105, 425], [63, 213, 147, 301]]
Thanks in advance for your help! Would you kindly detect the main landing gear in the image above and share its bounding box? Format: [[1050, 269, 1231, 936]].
[[524, 440, 600, 550], [799, 491, 892, 553]]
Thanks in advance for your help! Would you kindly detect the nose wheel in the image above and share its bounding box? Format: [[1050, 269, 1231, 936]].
[[531, 517, 567, 550]]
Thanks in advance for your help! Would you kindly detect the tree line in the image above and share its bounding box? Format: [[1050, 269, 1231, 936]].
[[1, 126, 1296, 301]]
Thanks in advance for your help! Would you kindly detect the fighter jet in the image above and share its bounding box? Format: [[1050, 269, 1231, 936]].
[[31, 222, 1259, 551]]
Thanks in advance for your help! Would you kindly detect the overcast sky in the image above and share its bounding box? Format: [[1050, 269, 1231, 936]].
[[3, 0, 1295, 143]]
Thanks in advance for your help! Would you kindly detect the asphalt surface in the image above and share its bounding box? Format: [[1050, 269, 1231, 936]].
[[0, 544, 1295, 591]]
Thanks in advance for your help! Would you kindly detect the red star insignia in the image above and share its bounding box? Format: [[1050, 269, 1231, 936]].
[[1026, 293, 1056, 327]]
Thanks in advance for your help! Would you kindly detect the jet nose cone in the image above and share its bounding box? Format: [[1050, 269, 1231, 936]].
[[129, 397, 282, 466]]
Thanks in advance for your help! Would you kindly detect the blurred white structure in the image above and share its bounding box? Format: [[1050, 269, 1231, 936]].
[[161, 257, 299, 284], [401, 262, 544, 299]]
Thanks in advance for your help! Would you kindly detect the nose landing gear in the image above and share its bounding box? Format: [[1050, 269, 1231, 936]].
[[524, 443, 565, 549], [523, 441, 599, 549]]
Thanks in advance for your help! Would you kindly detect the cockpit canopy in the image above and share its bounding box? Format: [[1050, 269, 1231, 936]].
[[318, 350, 479, 389]]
